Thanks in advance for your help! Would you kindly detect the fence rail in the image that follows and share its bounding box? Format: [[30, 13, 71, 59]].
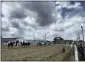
[[75, 45, 78, 61]]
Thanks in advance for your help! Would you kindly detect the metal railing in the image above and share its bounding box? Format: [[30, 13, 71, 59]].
[[75, 45, 78, 61]]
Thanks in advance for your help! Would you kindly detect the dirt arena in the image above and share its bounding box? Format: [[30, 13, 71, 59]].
[[1, 44, 72, 61]]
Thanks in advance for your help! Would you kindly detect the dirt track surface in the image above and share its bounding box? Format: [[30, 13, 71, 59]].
[[1, 44, 72, 61]]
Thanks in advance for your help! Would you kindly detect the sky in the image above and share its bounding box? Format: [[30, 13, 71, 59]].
[[1, 1, 85, 41]]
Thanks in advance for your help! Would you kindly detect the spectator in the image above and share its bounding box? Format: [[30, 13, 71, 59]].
[[62, 47, 65, 53], [77, 44, 84, 61]]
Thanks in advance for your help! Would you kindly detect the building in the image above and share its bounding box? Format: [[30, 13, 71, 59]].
[[53, 37, 64, 44], [1, 37, 18, 43]]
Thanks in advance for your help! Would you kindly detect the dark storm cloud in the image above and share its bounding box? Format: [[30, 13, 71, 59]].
[[14, 28, 26, 38], [10, 9, 27, 19], [21, 20, 38, 29], [61, 8, 74, 18], [18, 28, 25, 35], [1, 13, 4, 17], [10, 20, 21, 29], [21, 2, 56, 26], [22, 20, 47, 30], [22, 21, 29, 26], [2, 27, 9, 31], [64, 9, 85, 20], [70, 1, 85, 10], [10, 19, 27, 36]]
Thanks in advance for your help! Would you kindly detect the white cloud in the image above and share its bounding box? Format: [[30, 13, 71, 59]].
[[55, 1, 82, 9], [2, 1, 85, 41]]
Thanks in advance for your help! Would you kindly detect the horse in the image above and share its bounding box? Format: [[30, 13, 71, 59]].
[[21, 41, 31, 47], [8, 41, 14, 48]]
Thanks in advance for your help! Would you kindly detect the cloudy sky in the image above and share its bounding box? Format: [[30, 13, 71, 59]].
[[1, 1, 85, 41]]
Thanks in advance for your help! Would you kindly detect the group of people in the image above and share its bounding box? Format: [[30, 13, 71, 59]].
[[77, 44, 85, 61]]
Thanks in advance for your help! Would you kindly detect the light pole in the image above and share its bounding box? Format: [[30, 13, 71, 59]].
[[77, 34, 80, 41], [33, 29, 35, 43], [12, 33, 14, 38], [34, 35, 35, 44], [12, 33, 14, 41], [81, 26, 85, 60], [81, 26, 84, 46], [45, 32, 46, 41], [33, 28, 36, 44]]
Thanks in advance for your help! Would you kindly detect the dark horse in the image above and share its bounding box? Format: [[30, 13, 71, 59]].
[[21, 41, 31, 47], [8, 42, 15, 48]]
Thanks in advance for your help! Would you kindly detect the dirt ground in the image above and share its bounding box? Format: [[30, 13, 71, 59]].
[[1, 44, 72, 61]]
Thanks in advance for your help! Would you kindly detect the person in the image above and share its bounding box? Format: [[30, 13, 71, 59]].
[[8, 41, 14, 48], [62, 47, 65, 53], [73, 43, 75, 55], [77, 44, 84, 61], [15, 40, 19, 46]]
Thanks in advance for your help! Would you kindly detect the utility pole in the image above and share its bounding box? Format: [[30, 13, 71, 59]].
[[81, 26, 85, 60], [33, 29, 35, 44], [81, 26, 84, 46]]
